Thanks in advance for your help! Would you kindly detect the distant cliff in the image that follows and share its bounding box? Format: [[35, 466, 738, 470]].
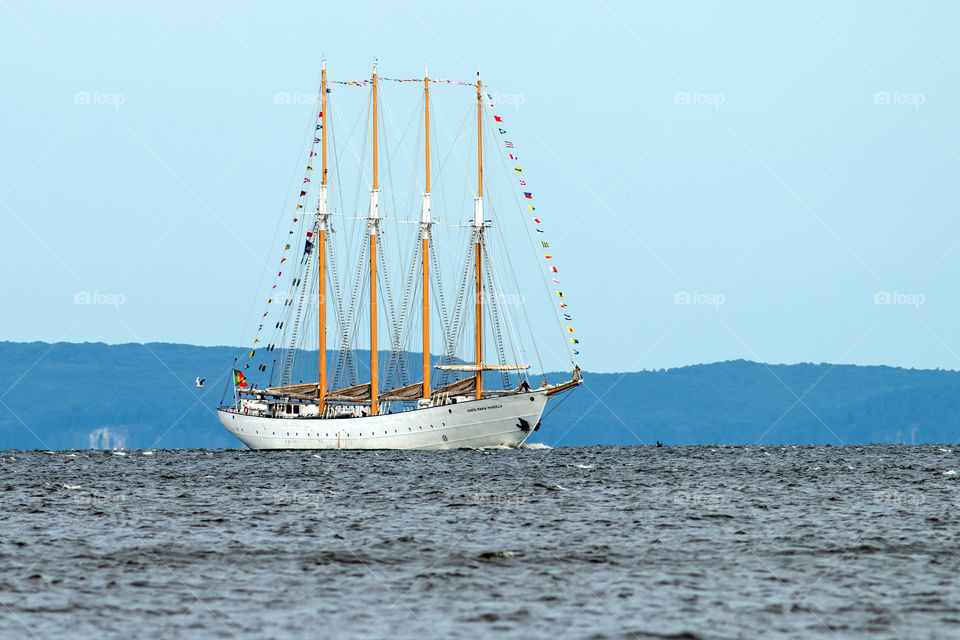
[[1, 341, 957, 449]]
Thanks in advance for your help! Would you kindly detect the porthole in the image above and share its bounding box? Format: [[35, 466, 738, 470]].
[[530, 396, 535, 401], [448, 409, 452, 414], [441, 435, 448, 442]]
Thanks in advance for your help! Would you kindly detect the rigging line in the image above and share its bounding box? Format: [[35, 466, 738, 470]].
[[428, 234, 454, 379], [432, 99, 475, 209], [481, 251, 510, 389], [492, 209, 548, 384], [333, 232, 367, 388], [388, 249, 424, 385], [329, 87, 368, 190], [437, 245, 463, 388], [325, 114, 353, 386], [375, 227, 407, 391], [328, 89, 366, 270], [483, 197, 532, 384], [379, 85, 422, 221], [329, 95, 363, 386], [482, 239, 526, 388], [431, 100, 474, 262], [328, 90, 372, 388], [541, 386, 575, 420], [256, 133, 317, 385], [410, 96, 426, 214], [330, 88, 370, 274], [281, 223, 318, 384], [238, 89, 321, 364], [484, 104, 567, 375], [352, 91, 372, 241], [292, 266, 320, 385], [325, 104, 355, 388], [482, 223, 542, 386], [385, 225, 423, 390], [344, 233, 370, 384], [376, 88, 426, 392], [441, 230, 477, 387], [275, 212, 312, 377], [485, 243, 521, 388]]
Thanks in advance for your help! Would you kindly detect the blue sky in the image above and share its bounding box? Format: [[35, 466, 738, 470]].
[[2, 0, 960, 374]]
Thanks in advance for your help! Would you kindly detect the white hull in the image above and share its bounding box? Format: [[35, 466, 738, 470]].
[[218, 391, 548, 450]]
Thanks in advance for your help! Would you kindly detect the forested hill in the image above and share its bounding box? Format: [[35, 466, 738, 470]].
[[1, 341, 957, 449]]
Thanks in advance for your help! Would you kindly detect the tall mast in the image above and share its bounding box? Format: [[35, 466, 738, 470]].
[[369, 60, 379, 415], [421, 67, 431, 399], [474, 73, 483, 400], [317, 60, 328, 412]]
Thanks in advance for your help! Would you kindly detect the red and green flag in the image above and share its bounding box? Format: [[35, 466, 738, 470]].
[[233, 369, 248, 388]]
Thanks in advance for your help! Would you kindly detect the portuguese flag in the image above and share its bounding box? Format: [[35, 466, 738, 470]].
[[233, 369, 248, 388]]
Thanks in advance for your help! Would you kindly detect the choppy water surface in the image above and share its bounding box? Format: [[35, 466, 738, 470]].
[[2, 445, 959, 639]]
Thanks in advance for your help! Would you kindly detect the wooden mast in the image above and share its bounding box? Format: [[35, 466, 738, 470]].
[[474, 74, 483, 400], [369, 61, 379, 416], [317, 60, 328, 412], [422, 68, 431, 399]]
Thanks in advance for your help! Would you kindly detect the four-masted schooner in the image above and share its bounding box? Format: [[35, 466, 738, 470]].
[[218, 61, 581, 450]]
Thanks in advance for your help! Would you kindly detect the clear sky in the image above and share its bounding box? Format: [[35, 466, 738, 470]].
[[2, 0, 960, 374]]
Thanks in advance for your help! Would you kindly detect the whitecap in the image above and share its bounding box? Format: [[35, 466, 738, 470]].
[[940, 469, 956, 476], [58, 484, 81, 490], [141, 450, 154, 456], [574, 464, 594, 469], [938, 447, 952, 453], [111, 451, 126, 456], [521, 442, 551, 450]]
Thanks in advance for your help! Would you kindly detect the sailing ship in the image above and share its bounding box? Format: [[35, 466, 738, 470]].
[[218, 60, 581, 450]]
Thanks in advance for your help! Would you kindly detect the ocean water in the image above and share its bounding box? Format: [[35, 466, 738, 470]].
[[1, 444, 959, 639]]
